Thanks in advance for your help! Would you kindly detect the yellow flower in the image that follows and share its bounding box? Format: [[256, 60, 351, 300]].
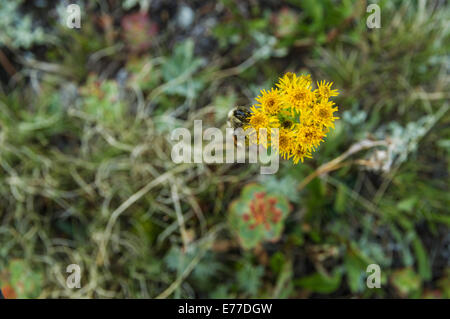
[[255, 88, 283, 115], [276, 72, 296, 91], [276, 72, 312, 92], [279, 73, 315, 115], [295, 123, 325, 151], [315, 80, 339, 101], [311, 100, 339, 129], [246, 106, 271, 131], [246, 106, 279, 146], [271, 128, 295, 159], [297, 74, 312, 88], [282, 84, 315, 115], [291, 144, 312, 164]]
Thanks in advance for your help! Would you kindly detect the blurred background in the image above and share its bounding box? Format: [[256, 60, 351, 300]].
[[0, 0, 448, 298]]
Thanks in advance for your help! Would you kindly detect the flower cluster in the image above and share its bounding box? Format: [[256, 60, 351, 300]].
[[245, 73, 339, 163]]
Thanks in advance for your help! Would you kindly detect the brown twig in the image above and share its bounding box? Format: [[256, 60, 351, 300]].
[[298, 139, 387, 191], [0, 49, 16, 77]]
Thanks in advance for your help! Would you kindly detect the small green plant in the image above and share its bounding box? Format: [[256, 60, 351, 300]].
[[228, 183, 291, 249], [0, 259, 43, 298], [162, 39, 205, 98], [390, 268, 422, 298], [0, 0, 46, 49], [79, 75, 125, 125]]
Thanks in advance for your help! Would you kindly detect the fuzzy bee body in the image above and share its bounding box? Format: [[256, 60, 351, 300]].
[[227, 106, 251, 129], [227, 106, 251, 147]]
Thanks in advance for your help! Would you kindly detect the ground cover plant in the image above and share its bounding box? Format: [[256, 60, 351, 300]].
[[0, 0, 449, 298]]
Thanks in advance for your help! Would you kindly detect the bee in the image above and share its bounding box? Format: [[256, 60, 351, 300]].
[[227, 106, 252, 147], [227, 106, 251, 129]]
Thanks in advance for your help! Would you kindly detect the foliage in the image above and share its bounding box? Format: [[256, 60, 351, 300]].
[[0, 0, 46, 49], [121, 12, 158, 52], [0, 1, 448, 299], [162, 39, 206, 98], [228, 184, 290, 249], [0, 260, 43, 298], [79, 75, 125, 125]]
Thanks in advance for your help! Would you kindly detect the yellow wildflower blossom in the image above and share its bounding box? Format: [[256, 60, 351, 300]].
[[291, 145, 312, 164], [271, 128, 295, 159], [255, 88, 283, 115], [295, 123, 325, 151], [312, 100, 339, 129], [276, 72, 312, 92], [315, 80, 339, 101], [246, 106, 271, 131], [282, 85, 315, 114], [246, 105, 279, 147]]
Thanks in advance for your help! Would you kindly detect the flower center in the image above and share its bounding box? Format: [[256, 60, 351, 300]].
[[282, 119, 293, 129], [319, 108, 329, 118], [251, 114, 266, 127], [279, 135, 289, 148], [294, 91, 305, 100], [321, 87, 330, 95], [295, 146, 306, 156]]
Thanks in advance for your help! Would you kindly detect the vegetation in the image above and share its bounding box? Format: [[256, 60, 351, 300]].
[[0, 0, 448, 298]]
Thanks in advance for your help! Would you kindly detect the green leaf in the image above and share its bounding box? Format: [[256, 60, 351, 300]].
[[237, 263, 264, 295], [391, 268, 422, 297], [334, 183, 347, 213], [437, 139, 450, 151], [299, 0, 323, 31], [162, 39, 205, 98], [412, 237, 432, 281], [295, 271, 342, 294], [273, 260, 293, 299], [344, 253, 366, 293], [397, 197, 418, 212], [269, 252, 286, 274], [261, 175, 300, 203]]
